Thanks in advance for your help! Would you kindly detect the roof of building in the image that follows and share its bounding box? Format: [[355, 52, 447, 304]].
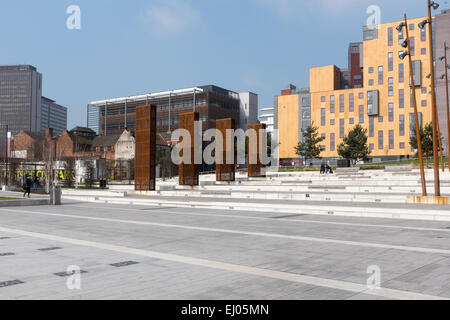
[[71, 126, 96, 133], [92, 135, 121, 148], [89, 87, 204, 106]]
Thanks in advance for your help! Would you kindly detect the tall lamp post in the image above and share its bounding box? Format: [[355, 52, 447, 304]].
[[398, 15, 427, 196], [439, 42, 450, 171], [418, 0, 441, 196]]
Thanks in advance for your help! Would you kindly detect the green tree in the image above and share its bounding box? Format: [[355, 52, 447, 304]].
[[338, 124, 371, 165], [295, 123, 325, 164], [410, 122, 441, 167]]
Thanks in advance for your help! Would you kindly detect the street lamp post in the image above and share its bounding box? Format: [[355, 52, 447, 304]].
[[399, 15, 427, 196], [426, 0, 440, 195]]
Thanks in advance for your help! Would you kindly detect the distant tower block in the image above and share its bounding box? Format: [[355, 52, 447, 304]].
[[248, 123, 267, 178], [179, 112, 199, 186], [216, 118, 236, 182], [135, 105, 157, 191]]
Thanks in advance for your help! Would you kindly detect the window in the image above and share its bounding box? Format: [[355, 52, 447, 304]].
[[421, 87, 427, 94], [388, 78, 394, 96], [421, 48, 426, 55], [369, 67, 374, 74], [330, 133, 335, 152], [370, 143, 375, 151], [339, 94, 345, 112], [398, 29, 404, 45], [410, 37, 415, 56], [302, 97, 311, 106], [340, 119, 345, 139], [388, 27, 393, 46], [388, 52, 394, 71], [330, 119, 335, 125], [367, 90, 379, 116], [409, 112, 423, 137], [369, 79, 374, 86], [389, 130, 394, 149], [399, 115, 405, 136], [321, 96, 326, 102], [421, 100, 427, 107], [359, 105, 364, 123], [349, 118, 354, 124], [410, 89, 414, 107], [400, 142, 405, 149], [421, 27, 426, 42], [359, 92, 364, 99], [330, 96, 335, 113], [388, 103, 394, 122], [369, 117, 374, 137], [321, 108, 326, 126], [399, 63, 404, 83], [411, 60, 422, 86], [378, 116, 384, 123], [349, 94, 354, 112], [409, 24, 414, 30], [378, 66, 384, 85], [378, 131, 384, 150], [363, 27, 378, 40]]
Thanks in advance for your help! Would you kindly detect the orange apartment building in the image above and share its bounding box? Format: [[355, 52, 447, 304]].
[[277, 13, 450, 162]]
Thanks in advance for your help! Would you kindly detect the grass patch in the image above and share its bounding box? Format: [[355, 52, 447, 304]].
[[0, 197, 19, 200]]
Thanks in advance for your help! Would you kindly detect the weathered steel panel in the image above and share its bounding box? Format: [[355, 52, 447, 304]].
[[216, 118, 236, 182], [134, 105, 157, 191], [179, 112, 199, 186], [248, 123, 267, 178]]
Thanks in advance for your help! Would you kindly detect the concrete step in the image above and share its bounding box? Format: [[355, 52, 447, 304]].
[[61, 195, 450, 222]]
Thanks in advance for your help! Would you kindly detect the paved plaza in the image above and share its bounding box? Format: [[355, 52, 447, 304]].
[[1, 198, 450, 300]]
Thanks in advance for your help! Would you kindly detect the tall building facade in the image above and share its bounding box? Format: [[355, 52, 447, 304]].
[[87, 104, 101, 134], [348, 42, 364, 89], [87, 85, 257, 139], [259, 107, 274, 133], [436, 9, 450, 156], [0, 65, 42, 136], [238, 92, 258, 130], [310, 16, 434, 161], [41, 97, 67, 135], [275, 85, 311, 160]]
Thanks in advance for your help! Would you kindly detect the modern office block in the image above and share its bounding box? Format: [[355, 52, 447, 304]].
[[41, 97, 67, 135], [0, 65, 42, 136]]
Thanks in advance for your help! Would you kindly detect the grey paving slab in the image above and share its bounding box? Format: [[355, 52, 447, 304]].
[[0, 201, 450, 299]]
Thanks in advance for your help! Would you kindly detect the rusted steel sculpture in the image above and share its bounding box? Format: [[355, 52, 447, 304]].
[[179, 112, 199, 186], [247, 123, 267, 178], [216, 118, 236, 182], [135, 105, 157, 191]]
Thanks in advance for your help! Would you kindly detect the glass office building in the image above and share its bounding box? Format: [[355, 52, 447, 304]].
[[41, 96, 67, 135], [0, 65, 42, 136]]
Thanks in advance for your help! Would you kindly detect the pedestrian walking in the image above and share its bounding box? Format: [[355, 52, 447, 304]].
[[23, 175, 32, 198]]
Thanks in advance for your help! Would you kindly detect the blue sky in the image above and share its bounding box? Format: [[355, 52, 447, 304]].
[[0, 0, 447, 129]]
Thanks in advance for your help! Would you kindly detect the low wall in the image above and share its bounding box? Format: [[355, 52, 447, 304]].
[[0, 199, 49, 207]]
